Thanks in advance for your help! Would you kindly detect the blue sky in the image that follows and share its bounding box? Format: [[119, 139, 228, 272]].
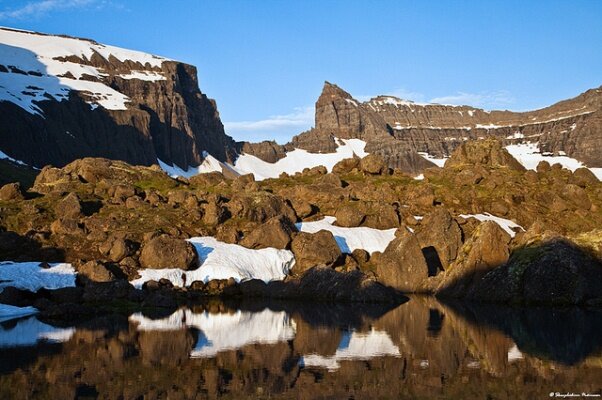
[[1, 0, 601, 143]]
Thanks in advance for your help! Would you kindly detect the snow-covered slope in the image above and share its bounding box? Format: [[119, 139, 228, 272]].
[[506, 142, 602, 180], [160, 138, 370, 181], [0, 262, 76, 293], [0, 26, 169, 114], [296, 216, 397, 254]]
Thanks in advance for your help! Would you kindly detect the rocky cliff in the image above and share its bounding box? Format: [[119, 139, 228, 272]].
[[0, 27, 237, 170], [244, 82, 602, 174]]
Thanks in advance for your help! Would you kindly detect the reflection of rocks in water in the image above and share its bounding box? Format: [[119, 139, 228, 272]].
[[0, 298, 601, 399], [443, 300, 602, 365]]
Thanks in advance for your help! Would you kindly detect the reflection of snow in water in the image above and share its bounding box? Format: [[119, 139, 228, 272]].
[[129, 308, 296, 358], [0, 303, 38, 322], [299, 328, 401, 371], [0, 316, 75, 347], [507, 344, 524, 362]]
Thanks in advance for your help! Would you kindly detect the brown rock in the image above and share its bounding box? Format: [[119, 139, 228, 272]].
[[290, 230, 342, 274], [560, 183, 592, 210], [54, 192, 82, 219], [0, 182, 24, 201], [332, 157, 360, 174], [359, 154, 386, 175], [416, 208, 463, 270], [436, 221, 511, 298], [76, 260, 115, 283], [571, 167, 599, 187], [445, 139, 526, 171], [376, 230, 429, 292], [139, 236, 198, 270], [240, 215, 298, 249]]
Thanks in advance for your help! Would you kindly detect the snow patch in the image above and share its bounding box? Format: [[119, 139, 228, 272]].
[[130, 237, 295, 288], [459, 213, 524, 237], [0, 262, 76, 293], [295, 216, 396, 254], [417, 152, 448, 168], [506, 143, 602, 180], [231, 138, 368, 180]]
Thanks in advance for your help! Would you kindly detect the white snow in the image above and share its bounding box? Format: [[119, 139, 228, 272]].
[[0, 149, 29, 166], [230, 138, 368, 180], [413, 174, 425, 181], [0, 303, 38, 323], [129, 307, 296, 358], [345, 98, 359, 107], [459, 213, 524, 237], [130, 237, 295, 288], [505, 132, 524, 139], [299, 328, 400, 371], [295, 216, 397, 254], [417, 151, 448, 167], [0, 27, 169, 113], [158, 153, 238, 179], [0, 315, 75, 347], [506, 142, 602, 180], [117, 71, 165, 81], [0, 262, 76, 293], [476, 123, 502, 129]]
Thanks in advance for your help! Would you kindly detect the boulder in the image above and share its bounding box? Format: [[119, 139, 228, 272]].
[[139, 236, 199, 270], [289, 198, 314, 219], [436, 221, 511, 298], [445, 138, 526, 171], [416, 208, 463, 270], [571, 167, 599, 187], [332, 157, 360, 174], [227, 192, 296, 223], [560, 183, 592, 210], [239, 215, 298, 249], [54, 192, 82, 219], [375, 230, 429, 292], [467, 238, 602, 305], [76, 260, 115, 283], [290, 230, 342, 274], [359, 154, 386, 175], [0, 182, 24, 201]]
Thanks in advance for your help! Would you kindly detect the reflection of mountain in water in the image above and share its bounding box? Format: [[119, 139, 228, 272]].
[[0, 298, 600, 399]]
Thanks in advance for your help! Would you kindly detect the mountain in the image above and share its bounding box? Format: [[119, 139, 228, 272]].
[[0, 26, 237, 171], [0, 26, 600, 182], [241, 82, 602, 175]]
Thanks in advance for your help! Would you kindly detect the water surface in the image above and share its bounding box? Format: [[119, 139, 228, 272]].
[[1, 297, 601, 399]]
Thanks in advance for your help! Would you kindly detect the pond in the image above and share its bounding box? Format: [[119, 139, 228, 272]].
[[1, 296, 601, 399]]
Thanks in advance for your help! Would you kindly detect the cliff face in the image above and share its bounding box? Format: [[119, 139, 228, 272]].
[[0, 27, 236, 169], [249, 82, 601, 173]]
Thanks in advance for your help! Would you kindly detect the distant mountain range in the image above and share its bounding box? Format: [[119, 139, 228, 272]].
[[1, 26, 600, 180]]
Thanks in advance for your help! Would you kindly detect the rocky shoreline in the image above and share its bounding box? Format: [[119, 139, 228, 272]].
[[0, 138, 601, 314]]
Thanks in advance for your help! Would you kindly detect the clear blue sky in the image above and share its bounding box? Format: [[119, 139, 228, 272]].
[[2, 0, 601, 143]]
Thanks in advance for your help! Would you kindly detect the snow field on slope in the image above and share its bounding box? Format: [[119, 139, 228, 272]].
[[296, 216, 396, 254], [0, 27, 168, 113]]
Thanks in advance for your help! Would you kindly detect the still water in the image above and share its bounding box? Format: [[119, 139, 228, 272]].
[[1, 296, 601, 399]]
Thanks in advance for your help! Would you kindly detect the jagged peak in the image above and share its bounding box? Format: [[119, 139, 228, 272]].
[[319, 81, 354, 101]]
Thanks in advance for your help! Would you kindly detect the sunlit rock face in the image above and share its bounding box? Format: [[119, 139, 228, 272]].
[[1, 298, 601, 399]]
